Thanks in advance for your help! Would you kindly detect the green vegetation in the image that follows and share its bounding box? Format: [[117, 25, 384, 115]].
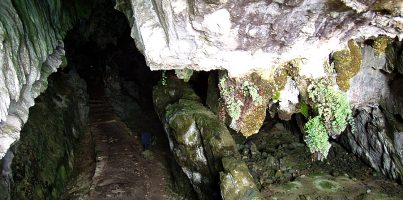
[[219, 76, 243, 120], [304, 116, 331, 159], [304, 80, 354, 160], [272, 91, 281, 101], [300, 101, 309, 118], [333, 40, 362, 91], [161, 70, 167, 86], [242, 81, 263, 105]]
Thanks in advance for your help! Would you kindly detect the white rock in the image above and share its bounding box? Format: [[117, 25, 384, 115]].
[[117, 0, 402, 78]]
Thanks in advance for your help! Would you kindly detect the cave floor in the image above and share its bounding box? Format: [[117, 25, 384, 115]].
[[62, 95, 172, 200], [236, 122, 403, 200]]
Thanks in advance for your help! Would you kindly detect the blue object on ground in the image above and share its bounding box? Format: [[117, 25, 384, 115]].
[[141, 132, 152, 149]]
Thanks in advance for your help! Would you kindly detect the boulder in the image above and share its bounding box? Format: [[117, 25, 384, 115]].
[[153, 76, 242, 199], [220, 157, 263, 200]]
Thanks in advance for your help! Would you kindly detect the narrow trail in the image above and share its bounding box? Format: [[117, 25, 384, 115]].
[[87, 96, 169, 200], [62, 92, 172, 200]]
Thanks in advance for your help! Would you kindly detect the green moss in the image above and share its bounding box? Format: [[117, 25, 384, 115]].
[[333, 40, 362, 91], [313, 178, 341, 192], [282, 181, 302, 191], [304, 116, 331, 159], [308, 80, 353, 135], [300, 101, 309, 118], [272, 91, 280, 101], [242, 81, 263, 106], [10, 73, 87, 199], [373, 36, 393, 55], [58, 165, 67, 182], [304, 80, 354, 160], [219, 75, 243, 121]]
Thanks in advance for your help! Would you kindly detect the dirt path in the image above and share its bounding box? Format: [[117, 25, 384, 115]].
[[63, 96, 171, 200]]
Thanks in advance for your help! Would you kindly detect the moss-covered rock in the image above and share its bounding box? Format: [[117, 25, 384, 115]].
[[333, 40, 362, 91], [219, 157, 263, 200], [217, 69, 288, 137], [9, 72, 88, 200], [0, 0, 93, 159], [154, 76, 242, 199], [153, 75, 201, 118], [371, 0, 403, 16]]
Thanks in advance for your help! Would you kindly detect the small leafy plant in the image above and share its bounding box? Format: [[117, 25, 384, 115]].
[[161, 71, 167, 86], [242, 81, 263, 105], [304, 116, 331, 160], [304, 79, 354, 160], [219, 76, 243, 120]]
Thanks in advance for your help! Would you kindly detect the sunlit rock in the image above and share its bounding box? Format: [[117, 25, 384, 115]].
[[116, 0, 402, 78]]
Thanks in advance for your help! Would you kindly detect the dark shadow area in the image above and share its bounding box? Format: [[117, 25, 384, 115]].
[[61, 0, 197, 199], [63, 0, 160, 107]]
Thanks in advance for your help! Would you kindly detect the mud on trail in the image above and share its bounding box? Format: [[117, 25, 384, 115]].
[[62, 95, 173, 200]]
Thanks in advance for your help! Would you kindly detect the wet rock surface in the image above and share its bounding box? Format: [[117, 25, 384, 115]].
[[153, 76, 261, 199], [3, 71, 89, 199], [236, 121, 403, 199], [220, 157, 263, 200], [0, 0, 90, 158]]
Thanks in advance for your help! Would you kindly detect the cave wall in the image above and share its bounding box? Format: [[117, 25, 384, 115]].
[[0, 71, 88, 200], [341, 39, 403, 182], [0, 0, 91, 159]]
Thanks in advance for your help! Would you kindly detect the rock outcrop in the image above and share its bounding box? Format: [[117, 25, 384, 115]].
[[115, 0, 402, 77], [0, 0, 90, 159], [342, 39, 403, 182], [0, 71, 88, 200], [153, 76, 261, 199]]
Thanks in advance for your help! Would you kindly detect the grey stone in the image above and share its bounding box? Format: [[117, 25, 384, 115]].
[[220, 157, 263, 200], [116, 0, 402, 77], [153, 77, 254, 199]]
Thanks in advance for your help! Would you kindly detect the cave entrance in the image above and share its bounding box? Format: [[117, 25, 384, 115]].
[[60, 1, 195, 199]]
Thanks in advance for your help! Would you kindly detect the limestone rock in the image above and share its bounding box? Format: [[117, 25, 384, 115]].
[[278, 77, 300, 121], [153, 77, 241, 199], [0, 0, 87, 159], [343, 40, 403, 182], [116, 0, 402, 78], [343, 107, 403, 181], [220, 157, 262, 200], [217, 70, 288, 136], [3, 72, 88, 199]]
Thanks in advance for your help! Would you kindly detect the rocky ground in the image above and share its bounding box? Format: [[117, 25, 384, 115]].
[[235, 119, 403, 200], [61, 79, 403, 200]]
